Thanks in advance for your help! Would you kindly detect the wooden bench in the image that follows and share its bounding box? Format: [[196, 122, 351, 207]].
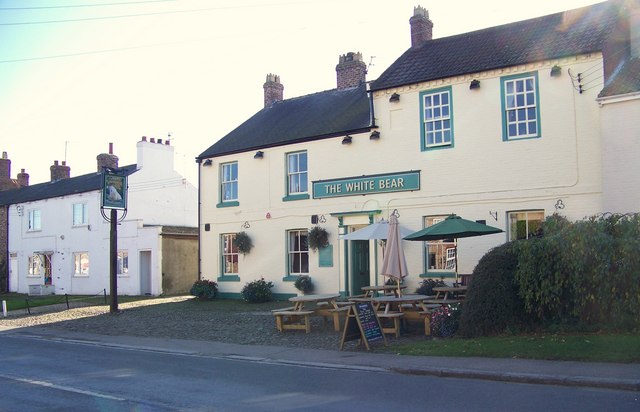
[[376, 312, 404, 338], [271, 306, 296, 313], [401, 310, 432, 336], [315, 305, 350, 332], [272, 310, 314, 333]]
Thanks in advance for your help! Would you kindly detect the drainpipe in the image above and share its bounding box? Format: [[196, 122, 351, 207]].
[[366, 81, 377, 129], [197, 158, 202, 282]]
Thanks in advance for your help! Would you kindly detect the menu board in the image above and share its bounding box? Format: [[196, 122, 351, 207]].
[[340, 301, 386, 350]]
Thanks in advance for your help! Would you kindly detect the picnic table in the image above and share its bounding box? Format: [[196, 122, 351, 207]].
[[372, 294, 432, 337], [272, 293, 344, 333], [360, 284, 407, 298], [425, 286, 467, 305]]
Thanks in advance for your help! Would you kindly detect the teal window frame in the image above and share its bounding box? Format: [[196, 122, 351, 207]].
[[507, 210, 544, 241], [421, 215, 457, 278], [501, 72, 541, 141], [218, 161, 238, 208], [220, 233, 239, 276], [287, 229, 309, 276], [420, 86, 454, 151], [284, 151, 309, 201]]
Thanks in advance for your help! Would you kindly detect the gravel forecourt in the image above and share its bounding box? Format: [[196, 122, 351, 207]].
[[0, 296, 428, 351]]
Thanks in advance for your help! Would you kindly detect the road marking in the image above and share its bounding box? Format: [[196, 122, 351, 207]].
[[0, 373, 126, 401]]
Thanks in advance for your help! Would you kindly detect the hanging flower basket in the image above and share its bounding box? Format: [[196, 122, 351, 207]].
[[234, 231, 253, 255], [308, 226, 329, 251]]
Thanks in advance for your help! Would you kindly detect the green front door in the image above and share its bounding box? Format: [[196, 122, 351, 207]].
[[350, 240, 370, 295]]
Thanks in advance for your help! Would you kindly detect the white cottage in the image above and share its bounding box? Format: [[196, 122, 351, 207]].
[[1, 138, 198, 296], [198, 1, 638, 298]]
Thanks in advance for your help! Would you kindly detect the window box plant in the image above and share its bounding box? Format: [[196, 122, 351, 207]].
[[294, 275, 314, 294]]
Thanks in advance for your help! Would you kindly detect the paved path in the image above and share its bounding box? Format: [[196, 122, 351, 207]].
[[1, 325, 638, 392]]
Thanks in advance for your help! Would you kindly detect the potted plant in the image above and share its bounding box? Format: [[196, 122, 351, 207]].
[[233, 231, 253, 255], [308, 226, 329, 251], [294, 275, 314, 294]]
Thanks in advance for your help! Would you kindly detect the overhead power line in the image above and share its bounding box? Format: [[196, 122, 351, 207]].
[[0, 1, 307, 26], [0, 0, 175, 10]]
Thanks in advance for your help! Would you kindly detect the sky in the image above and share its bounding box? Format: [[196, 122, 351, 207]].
[[0, 0, 602, 186]]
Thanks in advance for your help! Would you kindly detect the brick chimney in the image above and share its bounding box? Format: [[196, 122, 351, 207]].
[[263, 74, 284, 108], [410, 6, 433, 47], [50, 160, 70, 181], [97, 142, 119, 172], [0, 152, 9, 181], [17, 169, 29, 187], [336, 52, 367, 89]]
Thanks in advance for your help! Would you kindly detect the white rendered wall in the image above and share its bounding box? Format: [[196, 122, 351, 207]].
[[200, 56, 607, 296], [126, 140, 198, 227], [8, 139, 194, 296], [8, 192, 165, 296], [600, 95, 640, 213]]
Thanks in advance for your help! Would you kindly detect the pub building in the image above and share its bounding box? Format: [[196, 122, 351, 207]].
[[197, 2, 640, 298]]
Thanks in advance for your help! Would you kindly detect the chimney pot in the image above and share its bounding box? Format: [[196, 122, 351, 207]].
[[150, 138, 156, 143], [158, 139, 163, 144], [108, 142, 113, 155], [142, 136, 147, 141], [165, 140, 170, 145]]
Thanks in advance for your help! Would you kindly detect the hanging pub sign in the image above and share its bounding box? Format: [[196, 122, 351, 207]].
[[102, 169, 128, 210], [313, 170, 420, 199]]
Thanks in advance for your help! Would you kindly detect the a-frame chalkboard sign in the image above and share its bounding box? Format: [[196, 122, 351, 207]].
[[339, 301, 387, 350]]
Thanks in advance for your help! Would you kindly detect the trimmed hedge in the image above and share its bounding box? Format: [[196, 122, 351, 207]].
[[515, 213, 640, 328], [458, 242, 531, 337]]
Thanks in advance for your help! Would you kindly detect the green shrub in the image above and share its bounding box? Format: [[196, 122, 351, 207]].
[[190, 280, 218, 300], [415, 278, 446, 296], [431, 303, 461, 337], [241, 278, 274, 303], [458, 242, 531, 337], [294, 275, 314, 294]]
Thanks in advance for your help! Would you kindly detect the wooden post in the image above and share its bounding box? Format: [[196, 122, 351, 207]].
[[109, 208, 118, 313]]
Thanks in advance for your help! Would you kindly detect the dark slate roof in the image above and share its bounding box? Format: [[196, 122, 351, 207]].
[[370, 2, 617, 91], [599, 57, 640, 97], [198, 83, 371, 159], [0, 164, 137, 206]]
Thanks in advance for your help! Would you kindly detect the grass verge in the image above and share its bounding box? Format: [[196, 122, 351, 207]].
[[384, 333, 640, 363], [0, 293, 154, 311]]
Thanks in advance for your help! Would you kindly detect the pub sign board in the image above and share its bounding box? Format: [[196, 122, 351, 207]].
[[313, 171, 420, 199], [102, 171, 127, 210]]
